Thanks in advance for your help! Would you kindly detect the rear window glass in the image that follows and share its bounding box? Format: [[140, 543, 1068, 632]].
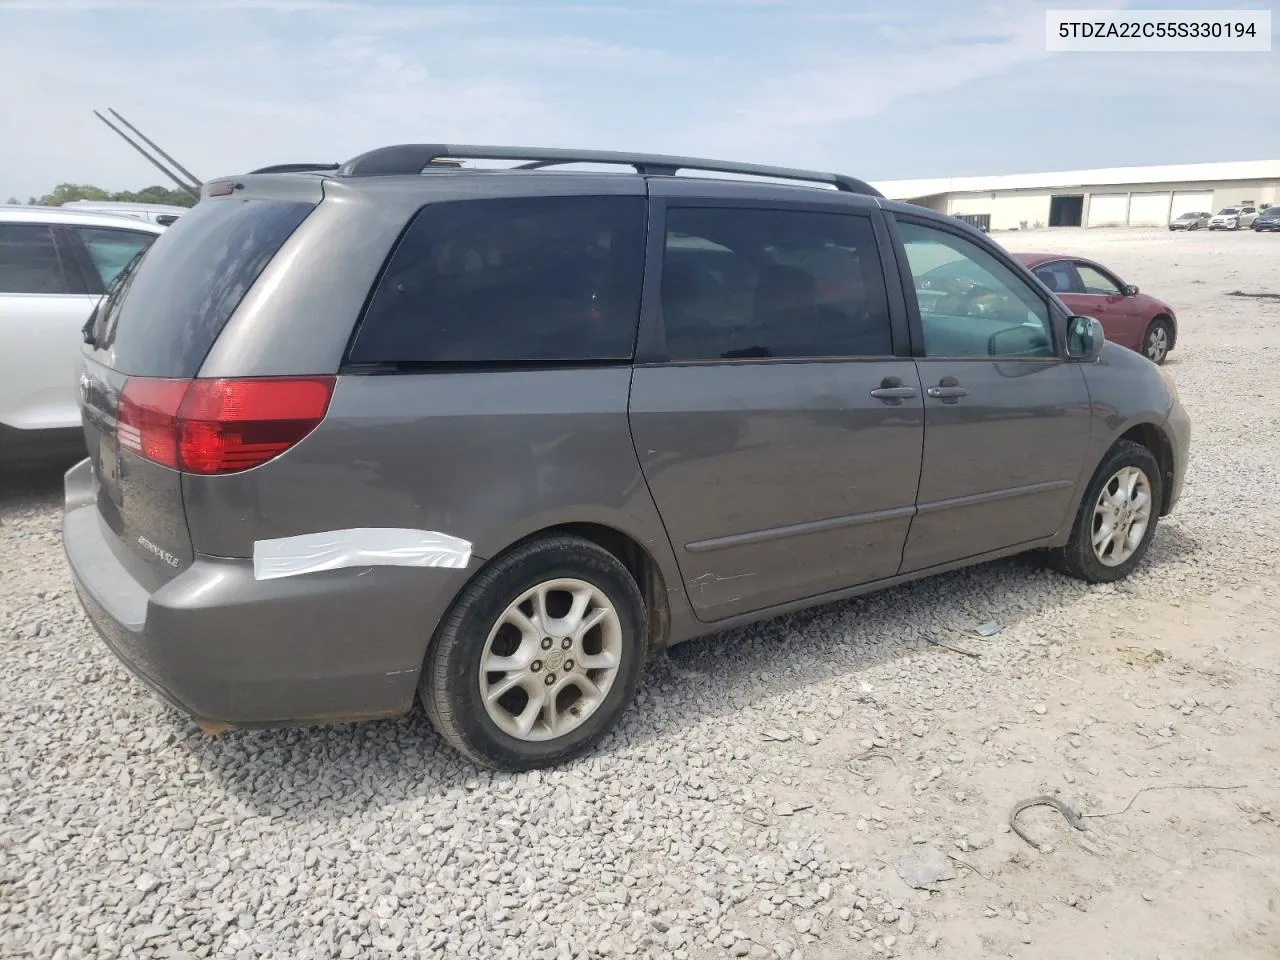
[[348, 196, 646, 365], [96, 199, 314, 377]]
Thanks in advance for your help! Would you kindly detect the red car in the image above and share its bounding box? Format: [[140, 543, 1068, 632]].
[[1012, 253, 1178, 364]]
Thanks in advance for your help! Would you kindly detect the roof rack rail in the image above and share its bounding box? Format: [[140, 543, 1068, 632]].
[[335, 144, 883, 197], [248, 162, 340, 175]]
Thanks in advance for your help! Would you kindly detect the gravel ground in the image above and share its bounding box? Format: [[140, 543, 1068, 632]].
[[2, 228, 1279, 960]]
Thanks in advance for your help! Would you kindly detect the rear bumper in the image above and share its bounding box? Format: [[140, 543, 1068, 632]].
[[1163, 400, 1191, 515], [62, 458, 480, 728]]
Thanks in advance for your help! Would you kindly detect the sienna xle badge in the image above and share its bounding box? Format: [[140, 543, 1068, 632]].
[[64, 144, 1191, 770]]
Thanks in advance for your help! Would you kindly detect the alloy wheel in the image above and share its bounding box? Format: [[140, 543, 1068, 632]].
[[1091, 466, 1153, 567], [1146, 326, 1169, 363], [478, 578, 623, 741]]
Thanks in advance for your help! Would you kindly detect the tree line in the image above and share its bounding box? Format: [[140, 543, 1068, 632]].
[[6, 183, 197, 208]]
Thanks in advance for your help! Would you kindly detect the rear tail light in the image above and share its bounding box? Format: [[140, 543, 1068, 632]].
[[117, 377, 335, 474]]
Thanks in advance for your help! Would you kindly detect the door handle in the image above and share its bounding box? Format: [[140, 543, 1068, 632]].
[[870, 377, 917, 402], [870, 378, 921, 404], [926, 377, 969, 402]]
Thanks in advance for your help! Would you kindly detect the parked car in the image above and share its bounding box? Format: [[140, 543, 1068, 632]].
[[1252, 206, 1280, 232], [62, 145, 1190, 771], [1015, 254, 1178, 364], [1208, 206, 1258, 230], [0, 206, 162, 462], [59, 200, 188, 227], [1168, 211, 1209, 230]]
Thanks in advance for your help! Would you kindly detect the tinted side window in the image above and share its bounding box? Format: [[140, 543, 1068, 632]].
[[661, 207, 892, 361], [349, 196, 647, 364], [101, 199, 315, 377], [74, 227, 157, 287], [0, 224, 72, 295], [899, 221, 1053, 359], [1032, 262, 1082, 295]]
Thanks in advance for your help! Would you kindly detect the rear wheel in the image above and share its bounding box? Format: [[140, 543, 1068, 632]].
[[422, 535, 647, 771], [1051, 440, 1162, 584], [1143, 317, 1172, 364]]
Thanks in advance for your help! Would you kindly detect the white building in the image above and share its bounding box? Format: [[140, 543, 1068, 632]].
[[872, 159, 1280, 231]]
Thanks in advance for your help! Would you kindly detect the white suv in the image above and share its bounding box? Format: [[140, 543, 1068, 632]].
[[1208, 206, 1258, 230], [0, 206, 163, 462]]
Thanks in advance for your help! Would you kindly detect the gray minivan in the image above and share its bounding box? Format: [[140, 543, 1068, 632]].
[[63, 145, 1190, 770]]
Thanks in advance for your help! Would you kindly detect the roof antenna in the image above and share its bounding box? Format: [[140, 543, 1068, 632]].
[[93, 108, 202, 200], [107, 109, 203, 190]]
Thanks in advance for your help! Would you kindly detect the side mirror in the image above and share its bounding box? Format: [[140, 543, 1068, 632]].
[[1066, 315, 1105, 362], [1123, 284, 1139, 296]]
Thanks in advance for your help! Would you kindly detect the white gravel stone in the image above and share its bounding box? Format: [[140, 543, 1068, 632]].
[[136, 872, 162, 893]]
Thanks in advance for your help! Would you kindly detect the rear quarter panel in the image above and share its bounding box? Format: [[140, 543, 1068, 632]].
[[181, 368, 686, 639]]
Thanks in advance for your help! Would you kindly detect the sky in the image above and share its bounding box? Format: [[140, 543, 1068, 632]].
[[0, 0, 1276, 200]]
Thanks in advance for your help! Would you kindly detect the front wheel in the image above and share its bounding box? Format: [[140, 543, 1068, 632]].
[[1052, 440, 1163, 584], [421, 535, 648, 771], [1143, 317, 1173, 364]]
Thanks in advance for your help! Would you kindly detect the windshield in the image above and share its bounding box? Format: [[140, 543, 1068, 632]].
[[1176, 213, 1197, 219], [1218, 208, 1239, 215]]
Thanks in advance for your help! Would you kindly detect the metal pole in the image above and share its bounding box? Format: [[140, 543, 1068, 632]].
[[92, 111, 201, 200], [107, 108, 203, 191]]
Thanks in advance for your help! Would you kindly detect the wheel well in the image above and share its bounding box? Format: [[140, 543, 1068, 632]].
[[1119, 423, 1175, 515], [537, 522, 671, 651], [1152, 313, 1176, 349]]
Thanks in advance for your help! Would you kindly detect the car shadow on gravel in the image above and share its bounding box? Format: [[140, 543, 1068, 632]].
[[125, 524, 1200, 820], [0, 458, 78, 511], [625, 521, 1201, 751]]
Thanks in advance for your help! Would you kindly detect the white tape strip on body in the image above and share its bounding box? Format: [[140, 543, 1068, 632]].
[[252, 528, 473, 581]]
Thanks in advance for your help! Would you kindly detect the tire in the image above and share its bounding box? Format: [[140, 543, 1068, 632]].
[[421, 535, 647, 771], [1142, 317, 1173, 364], [1051, 440, 1163, 584]]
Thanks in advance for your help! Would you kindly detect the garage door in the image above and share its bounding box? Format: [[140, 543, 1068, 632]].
[[1088, 193, 1128, 227], [1170, 190, 1214, 219], [1128, 192, 1170, 226]]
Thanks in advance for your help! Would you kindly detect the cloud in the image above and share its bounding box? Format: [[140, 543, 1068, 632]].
[[679, 0, 1141, 167], [0, 0, 1270, 198], [0, 0, 364, 8]]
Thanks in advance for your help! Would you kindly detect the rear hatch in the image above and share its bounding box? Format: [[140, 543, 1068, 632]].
[[79, 191, 319, 588]]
